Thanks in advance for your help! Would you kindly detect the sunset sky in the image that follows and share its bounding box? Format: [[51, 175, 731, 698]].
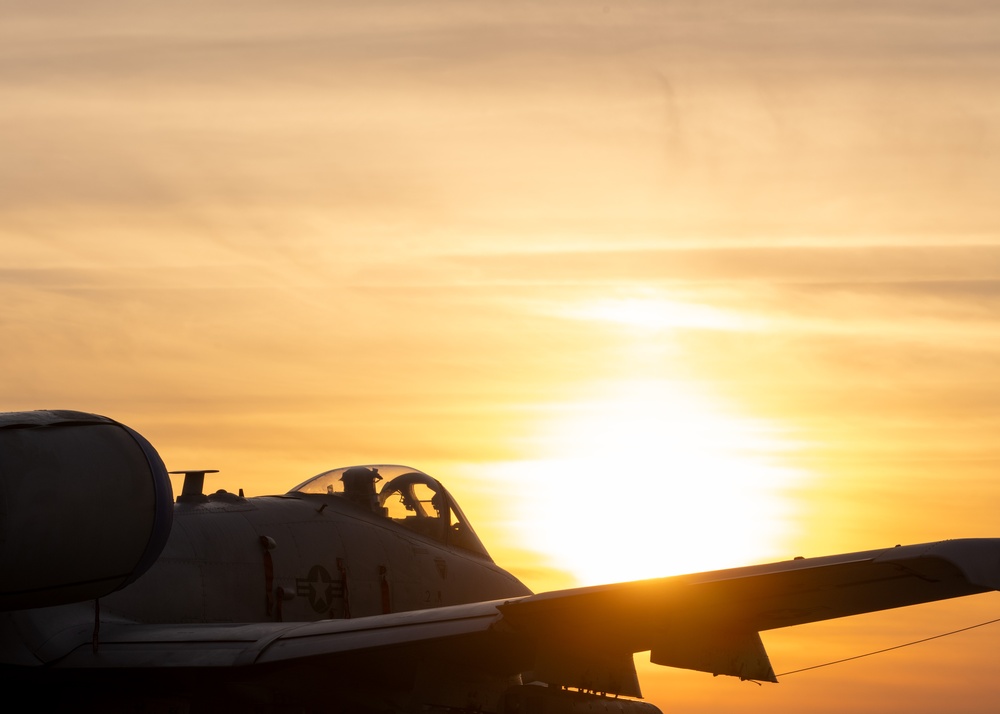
[[3, 2, 1000, 711]]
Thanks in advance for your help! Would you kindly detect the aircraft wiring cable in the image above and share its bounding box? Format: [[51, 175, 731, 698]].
[[775, 615, 1000, 678]]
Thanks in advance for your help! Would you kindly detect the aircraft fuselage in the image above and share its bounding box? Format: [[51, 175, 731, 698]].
[[102, 488, 531, 626]]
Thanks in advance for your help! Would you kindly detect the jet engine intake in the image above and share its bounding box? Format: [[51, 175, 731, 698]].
[[0, 410, 172, 610]]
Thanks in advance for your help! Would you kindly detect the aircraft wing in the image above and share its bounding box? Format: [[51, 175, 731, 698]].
[[37, 539, 1000, 699], [29, 599, 531, 711], [497, 538, 1000, 687], [51, 600, 511, 669]]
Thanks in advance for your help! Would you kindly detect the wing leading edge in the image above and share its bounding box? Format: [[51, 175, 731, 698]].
[[30, 539, 1000, 699], [497, 538, 1000, 685]]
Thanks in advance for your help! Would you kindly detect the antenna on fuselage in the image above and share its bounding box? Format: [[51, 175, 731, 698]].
[[170, 469, 219, 503]]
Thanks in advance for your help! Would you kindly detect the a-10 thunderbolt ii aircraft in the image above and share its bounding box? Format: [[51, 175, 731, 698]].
[[2, 410, 1000, 713]]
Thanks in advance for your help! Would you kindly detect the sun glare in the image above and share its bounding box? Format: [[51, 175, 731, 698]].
[[481, 294, 806, 586], [562, 295, 766, 333], [499, 381, 804, 584]]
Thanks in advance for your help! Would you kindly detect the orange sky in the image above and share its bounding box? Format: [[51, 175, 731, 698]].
[[3, 2, 1000, 711]]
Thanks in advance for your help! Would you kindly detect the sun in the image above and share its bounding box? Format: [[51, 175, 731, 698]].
[[499, 380, 803, 585], [480, 295, 805, 586]]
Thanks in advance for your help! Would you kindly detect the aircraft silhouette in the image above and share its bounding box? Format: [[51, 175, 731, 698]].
[[2, 410, 998, 713]]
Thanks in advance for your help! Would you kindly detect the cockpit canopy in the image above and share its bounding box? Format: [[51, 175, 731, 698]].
[[289, 465, 491, 560]]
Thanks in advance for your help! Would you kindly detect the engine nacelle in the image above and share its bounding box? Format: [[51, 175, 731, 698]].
[[0, 410, 172, 610]]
